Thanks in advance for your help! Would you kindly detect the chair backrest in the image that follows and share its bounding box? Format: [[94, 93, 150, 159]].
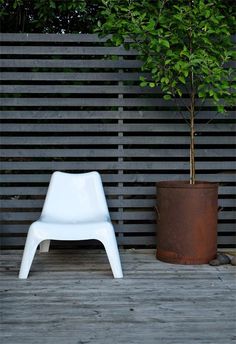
[[41, 171, 110, 223]]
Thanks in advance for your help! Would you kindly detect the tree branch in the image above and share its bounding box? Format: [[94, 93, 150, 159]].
[[173, 98, 191, 127]]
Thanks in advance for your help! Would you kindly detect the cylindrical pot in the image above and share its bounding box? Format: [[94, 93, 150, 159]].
[[156, 181, 218, 264]]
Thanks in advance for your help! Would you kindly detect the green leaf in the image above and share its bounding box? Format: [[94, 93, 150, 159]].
[[165, 59, 171, 65], [199, 92, 205, 98], [161, 77, 169, 84], [177, 89, 182, 97], [49, 1, 56, 8], [217, 105, 225, 113], [149, 82, 156, 88], [178, 76, 186, 84], [159, 39, 170, 48], [163, 95, 171, 100], [140, 81, 148, 87], [180, 47, 189, 57], [205, 10, 211, 18], [146, 18, 156, 31], [183, 70, 189, 77], [213, 93, 219, 101]]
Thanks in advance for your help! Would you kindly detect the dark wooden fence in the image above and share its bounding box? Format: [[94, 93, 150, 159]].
[[0, 33, 235, 248]]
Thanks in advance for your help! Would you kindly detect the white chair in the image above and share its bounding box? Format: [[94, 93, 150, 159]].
[[19, 171, 123, 279]]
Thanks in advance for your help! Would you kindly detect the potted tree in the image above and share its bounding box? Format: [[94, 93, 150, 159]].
[[98, 0, 235, 263]]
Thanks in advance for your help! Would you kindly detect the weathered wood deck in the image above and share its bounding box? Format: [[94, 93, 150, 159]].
[[0, 249, 235, 344]]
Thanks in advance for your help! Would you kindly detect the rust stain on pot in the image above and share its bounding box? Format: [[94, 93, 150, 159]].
[[156, 181, 218, 264]]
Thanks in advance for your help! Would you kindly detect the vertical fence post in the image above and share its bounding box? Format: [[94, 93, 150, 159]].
[[118, 56, 124, 247]]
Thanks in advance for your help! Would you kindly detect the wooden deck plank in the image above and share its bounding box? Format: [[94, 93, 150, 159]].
[[0, 249, 235, 344]]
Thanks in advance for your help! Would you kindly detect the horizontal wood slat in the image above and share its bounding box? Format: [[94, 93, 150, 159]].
[[1, 46, 137, 55], [2, 59, 235, 68], [0, 185, 235, 195], [1, 224, 234, 234], [0, 110, 235, 120], [1, 136, 235, 145], [0, 59, 143, 68], [1, 123, 234, 132], [1, 148, 235, 157], [1, 235, 235, 247], [0, 198, 235, 209], [0, 97, 219, 107], [1, 72, 147, 81], [1, 173, 235, 183], [2, 32, 235, 43], [1, 210, 236, 222], [1, 161, 235, 170], [1, 85, 160, 94], [0, 33, 111, 42], [1, 33, 235, 249]]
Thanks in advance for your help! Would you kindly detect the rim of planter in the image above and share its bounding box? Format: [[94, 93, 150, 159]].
[[156, 181, 219, 189]]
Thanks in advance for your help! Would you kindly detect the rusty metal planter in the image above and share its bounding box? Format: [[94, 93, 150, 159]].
[[156, 181, 218, 264]]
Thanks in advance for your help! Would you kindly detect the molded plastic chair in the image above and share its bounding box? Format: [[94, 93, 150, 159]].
[[19, 171, 123, 279]]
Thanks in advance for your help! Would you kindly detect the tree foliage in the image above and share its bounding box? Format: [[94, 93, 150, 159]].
[[0, 0, 101, 33], [98, 0, 235, 111], [98, 0, 236, 183]]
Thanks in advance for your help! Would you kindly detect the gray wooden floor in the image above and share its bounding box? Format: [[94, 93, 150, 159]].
[[0, 249, 236, 344]]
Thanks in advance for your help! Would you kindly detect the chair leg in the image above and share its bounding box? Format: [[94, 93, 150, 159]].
[[101, 230, 123, 279], [40, 240, 50, 253], [19, 229, 41, 279]]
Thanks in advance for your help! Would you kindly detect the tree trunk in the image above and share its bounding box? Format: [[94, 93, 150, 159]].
[[189, 0, 195, 184], [190, 108, 195, 184]]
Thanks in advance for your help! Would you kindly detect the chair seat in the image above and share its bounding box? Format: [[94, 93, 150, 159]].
[[30, 219, 114, 241]]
